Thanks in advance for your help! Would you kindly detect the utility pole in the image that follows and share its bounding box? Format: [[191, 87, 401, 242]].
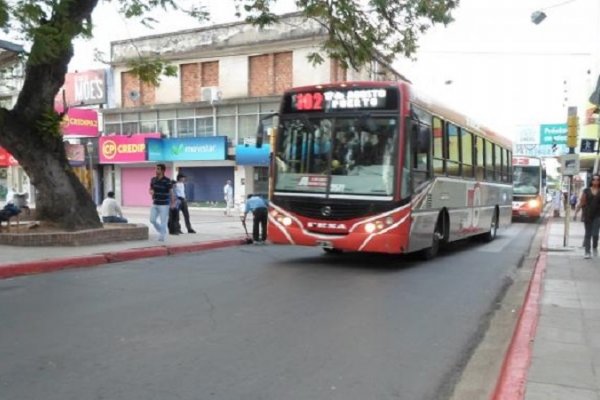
[[564, 106, 579, 246]]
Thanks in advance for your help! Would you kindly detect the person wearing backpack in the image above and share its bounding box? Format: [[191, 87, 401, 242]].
[[575, 174, 600, 259]]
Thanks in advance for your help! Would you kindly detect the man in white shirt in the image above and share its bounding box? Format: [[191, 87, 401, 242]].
[[223, 179, 234, 216], [101, 191, 128, 223], [175, 173, 195, 233]]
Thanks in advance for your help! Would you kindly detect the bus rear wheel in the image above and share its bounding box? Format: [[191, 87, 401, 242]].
[[482, 210, 498, 242]]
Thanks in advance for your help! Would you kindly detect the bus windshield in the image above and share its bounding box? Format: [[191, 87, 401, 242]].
[[274, 115, 398, 196], [513, 166, 540, 195]]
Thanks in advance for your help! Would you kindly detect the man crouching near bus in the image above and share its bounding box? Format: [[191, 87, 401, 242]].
[[242, 194, 268, 244]]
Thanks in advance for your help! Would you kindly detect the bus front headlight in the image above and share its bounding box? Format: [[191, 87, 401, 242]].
[[365, 223, 376, 233], [528, 199, 540, 208]]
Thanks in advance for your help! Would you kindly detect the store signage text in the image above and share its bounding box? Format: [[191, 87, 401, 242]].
[[99, 134, 160, 163]]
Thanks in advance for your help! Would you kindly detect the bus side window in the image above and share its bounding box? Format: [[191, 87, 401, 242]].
[[475, 136, 485, 181], [432, 117, 444, 175], [411, 121, 431, 190]]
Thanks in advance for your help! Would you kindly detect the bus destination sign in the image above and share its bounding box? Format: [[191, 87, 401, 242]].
[[286, 88, 398, 113]]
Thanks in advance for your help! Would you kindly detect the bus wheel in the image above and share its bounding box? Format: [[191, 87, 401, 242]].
[[482, 210, 498, 242], [422, 215, 446, 260]]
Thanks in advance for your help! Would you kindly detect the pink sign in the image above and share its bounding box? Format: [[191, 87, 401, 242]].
[[60, 108, 99, 137], [99, 134, 160, 164]]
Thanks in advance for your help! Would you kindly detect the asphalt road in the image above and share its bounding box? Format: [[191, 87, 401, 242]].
[[0, 222, 539, 400]]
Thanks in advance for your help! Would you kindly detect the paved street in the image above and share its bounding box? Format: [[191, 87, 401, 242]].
[[0, 222, 538, 400]]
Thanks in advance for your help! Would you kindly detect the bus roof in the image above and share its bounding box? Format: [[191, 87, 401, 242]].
[[283, 81, 512, 149], [408, 85, 512, 149]]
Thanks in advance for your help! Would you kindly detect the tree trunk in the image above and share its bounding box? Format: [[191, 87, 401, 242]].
[[1, 109, 101, 231], [0, 0, 102, 231]]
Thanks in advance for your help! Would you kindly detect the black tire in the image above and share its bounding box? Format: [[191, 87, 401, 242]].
[[421, 214, 446, 260], [482, 210, 498, 242]]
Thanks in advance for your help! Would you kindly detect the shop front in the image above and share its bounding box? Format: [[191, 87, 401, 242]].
[[147, 136, 233, 204], [99, 133, 161, 207]]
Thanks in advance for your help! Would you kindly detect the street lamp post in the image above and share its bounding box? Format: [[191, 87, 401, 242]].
[[86, 141, 95, 204]]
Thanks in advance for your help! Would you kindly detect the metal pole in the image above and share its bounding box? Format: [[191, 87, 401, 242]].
[[87, 141, 95, 204], [595, 119, 600, 174], [564, 176, 571, 247]]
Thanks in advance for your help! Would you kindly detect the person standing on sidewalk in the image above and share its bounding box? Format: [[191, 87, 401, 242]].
[[175, 173, 195, 233], [223, 179, 234, 216], [575, 173, 600, 258], [242, 194, 268, 244], [149, 163, 176, 242]]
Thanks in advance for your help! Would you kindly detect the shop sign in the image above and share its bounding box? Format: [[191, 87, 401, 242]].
[[60, 108, 99, 137], [65, 143, 85, 166], [235, 144, 270, 166], [54, 69, 106, 108], [147, 136, 227, 161], [99, 134, 160, 164], [0, 147, 19, 167]]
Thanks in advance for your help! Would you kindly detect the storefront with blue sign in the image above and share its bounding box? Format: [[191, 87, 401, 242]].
[[146, 136, 235, 204]]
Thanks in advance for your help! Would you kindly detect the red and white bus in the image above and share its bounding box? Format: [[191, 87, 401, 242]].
[[258, 81, 513, 258], [512, 156, 546, 220]]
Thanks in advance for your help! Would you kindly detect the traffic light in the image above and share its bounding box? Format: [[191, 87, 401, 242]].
[[567, 107, 578, 150]]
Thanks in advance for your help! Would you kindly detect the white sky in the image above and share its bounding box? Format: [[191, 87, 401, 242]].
[[70, 0, 600, 141]]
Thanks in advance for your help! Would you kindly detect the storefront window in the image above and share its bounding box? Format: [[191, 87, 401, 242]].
[[122, 122, 139, 135], [140, 121, 157, 133], [217, 116, 235, 144], [238, 115, 258, 144], [177, 118, 195, 137], [254, 167, 269, 196], [158, 120, 175, 137], [104, 123, 121, 134], [196, 116, 214, 136]]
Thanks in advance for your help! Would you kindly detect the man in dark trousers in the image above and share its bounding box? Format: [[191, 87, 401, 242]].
[[174, 173, 195, 233], [242, 194, 268, 244]]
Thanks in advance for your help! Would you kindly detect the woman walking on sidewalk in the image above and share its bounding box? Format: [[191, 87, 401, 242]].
[[576, 173, 600, 258]]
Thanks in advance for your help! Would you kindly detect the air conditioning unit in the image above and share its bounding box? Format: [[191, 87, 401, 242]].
[[200, 86, 222, 104]]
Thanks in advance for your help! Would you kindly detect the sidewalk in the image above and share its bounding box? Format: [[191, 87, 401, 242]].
[[494, 210, 600, 400], [522, 214, 600, 400], [0, 207, 250, 275]]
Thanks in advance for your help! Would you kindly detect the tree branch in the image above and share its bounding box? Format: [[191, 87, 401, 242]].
[[14, 0, 99, 120]]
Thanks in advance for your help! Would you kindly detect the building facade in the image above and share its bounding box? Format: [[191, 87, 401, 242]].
[[103, 13, 402, 208]]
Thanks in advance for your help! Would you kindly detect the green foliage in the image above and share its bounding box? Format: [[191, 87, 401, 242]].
[[35, 109, 63, 142], [127, 57, 178, 86], [238, 0, 459, 69]]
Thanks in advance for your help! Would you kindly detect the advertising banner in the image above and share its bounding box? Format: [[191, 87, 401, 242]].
[[54, 69, 106, 108], [60, 108, 99, 137], [99, 134, 160, 164], [147, 137, 227, 161], [235, 144, 270, 166]]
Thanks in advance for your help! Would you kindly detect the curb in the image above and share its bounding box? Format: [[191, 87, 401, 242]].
[[491, 219, 551, 400], [0, 237, 248, 280]]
